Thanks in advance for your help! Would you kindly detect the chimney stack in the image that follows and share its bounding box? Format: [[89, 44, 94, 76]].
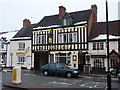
[[59, 6, 66, 17], [23, 19, 31, 26], [91, 4, 97, 22]]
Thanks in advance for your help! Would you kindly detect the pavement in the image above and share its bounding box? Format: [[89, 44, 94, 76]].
[[2, 68, 119, 90], [2, 68, 53, 89]]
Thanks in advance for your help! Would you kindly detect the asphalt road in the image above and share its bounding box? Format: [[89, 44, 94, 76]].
[[1, 70, 120, 90]]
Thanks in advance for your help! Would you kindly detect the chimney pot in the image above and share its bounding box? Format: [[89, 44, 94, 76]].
[[23, 19, 31, 26], [91, 4, 97, 9]]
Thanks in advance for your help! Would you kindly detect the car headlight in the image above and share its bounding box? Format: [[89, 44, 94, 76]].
[[74, 71, 78, 73]]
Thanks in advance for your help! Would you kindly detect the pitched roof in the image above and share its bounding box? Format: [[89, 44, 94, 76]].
[[13, 24, 38, 38], [38, 9, 92, 27], [13, 9, 92, 38], [109, 49, 120, 57], [89, 20, 120, 41]]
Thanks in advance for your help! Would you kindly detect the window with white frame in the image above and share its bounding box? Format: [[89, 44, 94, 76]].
[[18, 56, 25, 64], [38, 35, 45, 44], [68, 32, 77, 43], [100, 42, 104, 49], [63, 33, 67, 43], [19, 42, 25, 50], [93, 43, 96, 50], [58, 33, 67, 43], [92, 42, 104, 50], [110, 58, 117, 68], [55, 53, 71, 64], [58, 32, 77, 43], [93, 58, 104, 68]]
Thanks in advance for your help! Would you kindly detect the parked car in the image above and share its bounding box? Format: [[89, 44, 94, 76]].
[[40, 63, 81, 78]]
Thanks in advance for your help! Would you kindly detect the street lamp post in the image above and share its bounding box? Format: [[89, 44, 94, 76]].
[[106, 0, 111, 90], [106, 0, 110, 73]]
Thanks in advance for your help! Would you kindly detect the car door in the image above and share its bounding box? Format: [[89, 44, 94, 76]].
[[56, 63, 66, 75], [48, 63, 57, 74]]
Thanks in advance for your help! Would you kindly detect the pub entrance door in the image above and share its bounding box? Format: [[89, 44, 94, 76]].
[[78, 53, 85, 72]]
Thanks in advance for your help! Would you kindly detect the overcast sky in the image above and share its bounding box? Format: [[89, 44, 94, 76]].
[[0, 0, 119, 32]]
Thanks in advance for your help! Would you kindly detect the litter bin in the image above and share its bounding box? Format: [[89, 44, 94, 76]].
[[12, 66, 21, 84]]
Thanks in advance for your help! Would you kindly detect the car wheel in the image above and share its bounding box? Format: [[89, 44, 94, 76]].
[[66, 72, 72, 78], [43, 70, 49, 76]]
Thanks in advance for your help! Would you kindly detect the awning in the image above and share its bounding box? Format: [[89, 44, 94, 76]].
[[91, 55, 106, 58]]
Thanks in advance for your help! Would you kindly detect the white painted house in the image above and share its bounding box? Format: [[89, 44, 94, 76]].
[[10, 19, 38, 69], [0, 31, 17, 67], [88, 20, 120, 73]]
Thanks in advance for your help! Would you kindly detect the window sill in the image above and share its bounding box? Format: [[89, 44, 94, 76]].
[[17, 63, 24, 64], [92, 49, 104, 50], [18, 49, 25, 51]]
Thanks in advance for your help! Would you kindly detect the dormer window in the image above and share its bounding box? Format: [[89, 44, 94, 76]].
[[63, 19, 67, 26]]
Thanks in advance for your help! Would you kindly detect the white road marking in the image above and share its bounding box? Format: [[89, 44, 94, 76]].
[[48, 81, 72, 86], [80, 82, 107, 88], [24, 73, 37, 76]]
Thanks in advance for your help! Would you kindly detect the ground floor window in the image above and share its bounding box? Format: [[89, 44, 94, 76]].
[[18, 56, 25, 64], [110, 58, 117, 68], [55, 53, 71, 65], [93, 58, 104, 68]]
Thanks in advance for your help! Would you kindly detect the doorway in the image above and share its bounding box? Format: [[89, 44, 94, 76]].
[[78, 53, 85, 72], [27, 56, 31, 69], [34, 52, 48, 70]]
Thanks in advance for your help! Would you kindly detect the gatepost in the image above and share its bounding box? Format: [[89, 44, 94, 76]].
[[12, 66, 21, 84]]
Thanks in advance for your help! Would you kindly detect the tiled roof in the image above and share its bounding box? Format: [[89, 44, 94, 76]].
[[38, 9, 92, 27], [13, 9, 92, 38], [13, 24, 38, 38], [89, 20, 120, 41]]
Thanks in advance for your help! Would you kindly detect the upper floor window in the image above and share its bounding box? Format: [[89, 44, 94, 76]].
[[1, 41, 4, 49], [68, 32, 77, 43], [1, 44, 4, 49], [19, 42, 25, 50], [93, 42, 104, 50], [38, 35, 45, 44], [58, 32, 77, 43], [58, 33, 67, 43], [63, 19, 67, 26]]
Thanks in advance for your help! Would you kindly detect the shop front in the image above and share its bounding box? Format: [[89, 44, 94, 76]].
[[49, 51, 78, 69]]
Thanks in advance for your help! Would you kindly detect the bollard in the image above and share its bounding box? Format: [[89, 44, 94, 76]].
[[107, 74, 111, 90], [12, 66, 21, 84]]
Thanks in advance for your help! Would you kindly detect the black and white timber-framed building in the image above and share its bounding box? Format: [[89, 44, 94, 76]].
[[32, 5, 97, 72]]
